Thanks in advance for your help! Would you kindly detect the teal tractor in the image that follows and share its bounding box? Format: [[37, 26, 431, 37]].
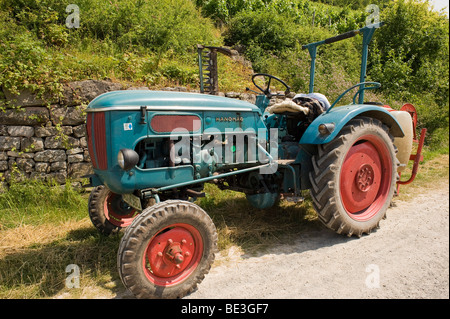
[[85, 23, 425, 299]]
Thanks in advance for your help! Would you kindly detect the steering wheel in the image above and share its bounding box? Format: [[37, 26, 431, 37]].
[[251, 73, 291, 98]]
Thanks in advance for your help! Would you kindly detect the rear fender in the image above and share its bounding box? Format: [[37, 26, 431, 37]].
[[299, 104, 405, 145]]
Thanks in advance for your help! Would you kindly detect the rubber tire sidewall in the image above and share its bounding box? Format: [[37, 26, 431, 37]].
[[88, 185, 121, 235], [117, 200, 217, 299], [334, 120, 397, 232], [309, 117, 398, 236]]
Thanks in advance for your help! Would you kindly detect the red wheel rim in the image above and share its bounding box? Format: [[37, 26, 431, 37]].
[[340, 135, 393, 221], [142, 223, 203, 287], [104, 193, 137, 227]]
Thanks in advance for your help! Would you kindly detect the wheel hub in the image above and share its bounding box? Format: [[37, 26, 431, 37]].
[[340, 141, 383, 214], [146, 226, 196, 278], [105, 193, 138, 227], [355, 164, 374, 192]]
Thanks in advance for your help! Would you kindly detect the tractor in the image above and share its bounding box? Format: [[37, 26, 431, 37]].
[[85, 22, 426, 299]]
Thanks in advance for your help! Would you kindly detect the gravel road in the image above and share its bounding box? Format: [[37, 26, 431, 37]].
[[186, 183, 449, 299]]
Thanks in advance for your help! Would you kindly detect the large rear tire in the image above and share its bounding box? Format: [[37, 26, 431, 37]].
[[309, 117, 398, 237], [117, 200, 217, 299]]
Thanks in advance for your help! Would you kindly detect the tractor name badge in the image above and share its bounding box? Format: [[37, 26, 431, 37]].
[[216, 116, 244, 122]]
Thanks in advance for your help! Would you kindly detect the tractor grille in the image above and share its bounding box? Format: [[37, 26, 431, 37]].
[[86, 112, 108, 170]]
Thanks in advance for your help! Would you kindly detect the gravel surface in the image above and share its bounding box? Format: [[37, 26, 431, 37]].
[[186, 183, 449, 299]]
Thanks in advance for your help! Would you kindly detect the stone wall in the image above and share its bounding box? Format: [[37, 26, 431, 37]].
[[0, 80, 270, 187]]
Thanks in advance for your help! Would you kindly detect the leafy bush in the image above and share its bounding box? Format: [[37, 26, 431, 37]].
[[0, 0, 220, 97], [0, 11, 68, 98], [367, 0, 449, 149]]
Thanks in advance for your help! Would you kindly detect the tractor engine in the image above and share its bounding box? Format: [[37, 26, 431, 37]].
[[85, 90, 282, 201]]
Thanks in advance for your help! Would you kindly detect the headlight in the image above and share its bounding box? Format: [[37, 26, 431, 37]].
[[117, 149, 139, 171], [318, 123, 335, 136]]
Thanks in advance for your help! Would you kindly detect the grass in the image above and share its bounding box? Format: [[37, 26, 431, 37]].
[[0, 151, 448, 298]]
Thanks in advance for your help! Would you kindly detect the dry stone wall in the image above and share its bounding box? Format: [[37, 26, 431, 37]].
[[0, 80, 267, 187]]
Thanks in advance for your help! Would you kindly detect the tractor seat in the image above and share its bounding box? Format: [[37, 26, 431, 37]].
[[266, 93, 331, 115], [266, 100, 310, 115]]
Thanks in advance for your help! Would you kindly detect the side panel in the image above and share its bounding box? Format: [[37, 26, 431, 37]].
[[299, 105, 405, 145]]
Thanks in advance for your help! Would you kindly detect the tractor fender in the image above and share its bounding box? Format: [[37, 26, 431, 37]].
[[299, 104, 405, 145]]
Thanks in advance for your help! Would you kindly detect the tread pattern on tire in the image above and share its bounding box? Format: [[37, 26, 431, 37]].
[[309, 117, 399, 237], [88, 185, 120, 235], [117, 200, 218, 299]]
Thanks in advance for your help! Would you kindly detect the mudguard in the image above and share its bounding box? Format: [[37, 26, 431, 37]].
[[299, 104, 405, 145]]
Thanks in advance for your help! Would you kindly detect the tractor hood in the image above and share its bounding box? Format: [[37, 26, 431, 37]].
[[86, 90, 260, 113]]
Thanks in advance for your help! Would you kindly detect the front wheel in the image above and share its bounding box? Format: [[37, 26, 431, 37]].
[[88, 185, 140, 235], [117, 200, 217, 299], [309, 117, 398, 237]]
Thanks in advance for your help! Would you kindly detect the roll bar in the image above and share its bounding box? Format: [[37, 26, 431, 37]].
[[302, 22, 385, 104]]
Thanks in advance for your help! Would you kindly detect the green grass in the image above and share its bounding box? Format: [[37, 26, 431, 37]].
[[0, 179, 87, 229]]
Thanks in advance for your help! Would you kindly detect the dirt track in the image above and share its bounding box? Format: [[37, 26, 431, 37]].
[[185, 183, 449, 299]]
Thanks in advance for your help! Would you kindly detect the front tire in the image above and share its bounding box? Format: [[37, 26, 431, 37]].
[[309, 117, 398, 237], [88, 186, 139, 235], [117, 200, 217, 299]]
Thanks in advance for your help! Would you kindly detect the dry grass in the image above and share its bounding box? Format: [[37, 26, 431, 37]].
[[396, 152, 449, 200]]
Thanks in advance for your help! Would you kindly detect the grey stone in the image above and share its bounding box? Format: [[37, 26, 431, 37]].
[[3, 87, 57, 107], [66, 147, 83, 155], [61, 80, 123, 106], [83, 150, 91, 162], [62, 126, 73, 135], [50, 105, 87, 126], [7, 126, 34, 138], [0, 107, 49, 125], [44, 136, 80, 149], [225, 92, 241, 98], [30, 171, 47, 181], [0, 161, 8, 171], [0, 136, 21, 151], [68, 154, 84, 163], [47, 171, 67, 184], [35, 162, 50, 173], [126, 86, 149, 90], [50, 161, 67, 171], [0, 152, 8, 161], [35, 126, 57, 137], [6, 151, 34, 159], [79, 137, 87, 148], [34, 150, 66, 162], [16, 158, 35, 173], [73, 124, 86, 138], [21, 137, 44, 152], [68, 162, 93, 178], [239, 93, 256, 104], [8, 159, 15, 170]]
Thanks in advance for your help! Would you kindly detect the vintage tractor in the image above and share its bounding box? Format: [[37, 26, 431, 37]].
[[85, 22, 425, 298]]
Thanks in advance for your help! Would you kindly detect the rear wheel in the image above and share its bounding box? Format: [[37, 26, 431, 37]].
[[309, 117, 398, 237], [117, 200, 217, 299], [88, 186, 139, 235]]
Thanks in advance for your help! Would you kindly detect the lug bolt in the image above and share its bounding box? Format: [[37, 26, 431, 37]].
[[174, 253, 184, 264], [157, 252, 163, 257]]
